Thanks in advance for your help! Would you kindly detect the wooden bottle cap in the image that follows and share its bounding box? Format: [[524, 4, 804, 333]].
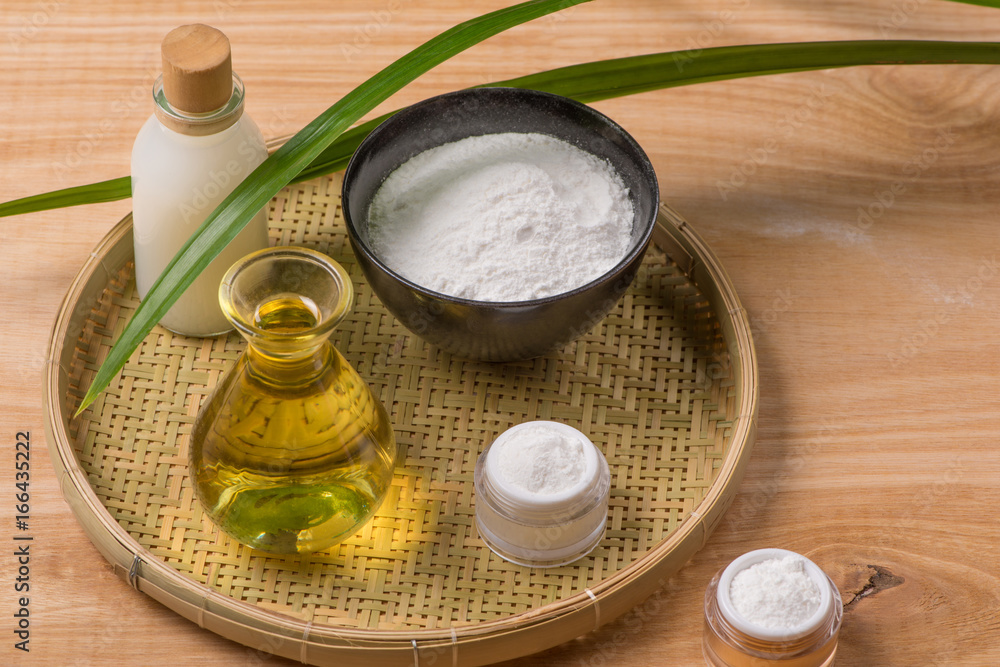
[[161, 24, 233, 114]]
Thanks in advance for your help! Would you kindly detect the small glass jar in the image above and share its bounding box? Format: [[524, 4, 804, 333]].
[[474, 421, 610, 567], [703, 548, 843, 667]]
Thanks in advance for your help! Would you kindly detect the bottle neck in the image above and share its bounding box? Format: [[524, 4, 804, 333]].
[[245, 341, 335, 386], [218, 248, 357, 387], [152, 72, 245, 136]]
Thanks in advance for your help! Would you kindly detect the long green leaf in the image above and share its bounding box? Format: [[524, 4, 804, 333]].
[[4, 35, 995, 413], [0, 177, 130, 217], [75, 0, 590, 414], [8, 37, 996, 219], [943, 0, 1000, 7], [296, 40, 1000, 179], [488, 39, 1000, 101]]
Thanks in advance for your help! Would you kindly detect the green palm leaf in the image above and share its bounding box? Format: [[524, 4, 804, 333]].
[[4, 40, 999, 218], [0, 0, 990, 412], [297, 39, 1000, 180], [0, 177, 131, 217], [62, 36, 1000, 413], [947, 0, 1000, 7], [74, 0, 591, 413]]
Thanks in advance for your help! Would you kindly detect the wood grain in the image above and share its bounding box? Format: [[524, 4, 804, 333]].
[[2, 1, 999, 665]]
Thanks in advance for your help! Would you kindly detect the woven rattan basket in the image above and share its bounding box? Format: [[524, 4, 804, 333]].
[[43, 173, 757, 666]]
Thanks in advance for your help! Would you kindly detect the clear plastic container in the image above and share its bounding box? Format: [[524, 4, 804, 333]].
[[703, 548, 843, 666], [474, 421, 609, 567]]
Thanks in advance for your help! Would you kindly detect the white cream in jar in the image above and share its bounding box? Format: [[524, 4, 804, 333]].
[[703, 548, 843, 666], [474, 421, 610, 567]]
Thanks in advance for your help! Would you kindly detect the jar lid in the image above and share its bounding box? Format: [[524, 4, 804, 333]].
[[484, 421, 602, 514]]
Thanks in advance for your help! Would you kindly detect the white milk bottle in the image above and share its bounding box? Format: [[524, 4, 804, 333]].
[[132, 24, 269, 336]]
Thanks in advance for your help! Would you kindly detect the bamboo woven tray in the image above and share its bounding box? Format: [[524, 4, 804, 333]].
[[43, 173, 757, 666]]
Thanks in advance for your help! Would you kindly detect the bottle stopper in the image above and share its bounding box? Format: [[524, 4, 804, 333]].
[[161, 24, 233, 114]]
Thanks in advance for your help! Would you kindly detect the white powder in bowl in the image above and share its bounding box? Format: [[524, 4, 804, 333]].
[[367, 132, 634, 302], [494, 423, 586, 495], [729, 555, 822, 629]]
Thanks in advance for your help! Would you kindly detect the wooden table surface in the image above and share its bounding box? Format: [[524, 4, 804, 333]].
[[3, 1, 999, 665]]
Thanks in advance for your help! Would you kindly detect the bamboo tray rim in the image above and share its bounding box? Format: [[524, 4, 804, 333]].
[[42, 196, 758, 665]]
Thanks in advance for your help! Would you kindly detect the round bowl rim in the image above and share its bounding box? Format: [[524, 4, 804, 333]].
[[341, 86, 659, 310]]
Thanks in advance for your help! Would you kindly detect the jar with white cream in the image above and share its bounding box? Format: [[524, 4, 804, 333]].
[[474, 421, 610, 567], [703, 548, 843, 667]]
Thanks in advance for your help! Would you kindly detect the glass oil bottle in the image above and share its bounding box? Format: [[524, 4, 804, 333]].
[[189, 247, 397, 554]]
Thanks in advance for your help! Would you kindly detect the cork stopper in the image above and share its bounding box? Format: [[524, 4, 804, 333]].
[[161, 24, 233, 113]]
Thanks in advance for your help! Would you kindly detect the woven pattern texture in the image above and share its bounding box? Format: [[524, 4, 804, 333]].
[[67, 174, 736, 631]]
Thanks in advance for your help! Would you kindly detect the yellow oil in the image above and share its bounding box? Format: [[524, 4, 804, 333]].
[[253, 293, 321, 331], [189, 296, 397, 554]]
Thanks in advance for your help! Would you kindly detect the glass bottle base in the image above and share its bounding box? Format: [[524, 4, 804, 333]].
[[199, 465, 385, 554]]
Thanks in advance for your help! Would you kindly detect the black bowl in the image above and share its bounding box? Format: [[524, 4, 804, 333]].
[[342, 87, 659, 362]]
